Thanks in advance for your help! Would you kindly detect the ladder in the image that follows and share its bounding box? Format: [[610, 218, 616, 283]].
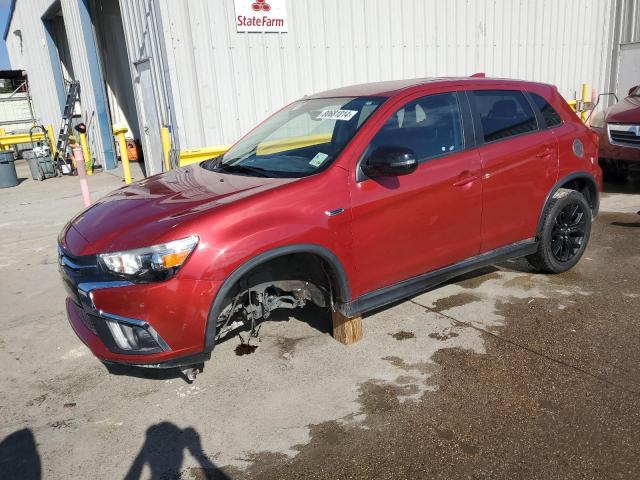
[[53, 81, 80, 174]]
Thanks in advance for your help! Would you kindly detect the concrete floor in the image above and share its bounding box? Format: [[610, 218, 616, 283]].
[[0, 160, 639, 480]]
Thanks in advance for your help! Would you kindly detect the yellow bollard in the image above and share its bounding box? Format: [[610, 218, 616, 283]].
[[161, 126, 171, 172], [45, 124, 56, 157], [113, 125, 132, 184], [79, 132, 92, 175], [581, 83, 590, 122]]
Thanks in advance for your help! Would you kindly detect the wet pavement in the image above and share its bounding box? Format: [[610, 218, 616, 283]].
[[238, 209, 640, 480], [0, 163, 638, 480]]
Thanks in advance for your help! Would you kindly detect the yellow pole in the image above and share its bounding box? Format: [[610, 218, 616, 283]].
[[79, 132, 92, 175], [45, 124, 56, 157], [113, 125, 132, 184], [581, 83, 590, 122], [0, 129, 8, 150], [161, 126, 171, 171]]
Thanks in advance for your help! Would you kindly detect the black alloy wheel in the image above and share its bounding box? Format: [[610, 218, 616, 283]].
[[526, 188, 592, 273], [550, 203, 587, 263]]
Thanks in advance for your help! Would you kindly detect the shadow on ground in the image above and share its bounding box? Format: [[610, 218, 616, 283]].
[[0, 429, 41, 480], [124, 422, 230, 480]]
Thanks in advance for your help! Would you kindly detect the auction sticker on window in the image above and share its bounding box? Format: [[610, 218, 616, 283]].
[[309, 152, 329, 167], [316, 110, 358, 121]]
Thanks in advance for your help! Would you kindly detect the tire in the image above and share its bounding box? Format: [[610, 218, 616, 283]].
[[527, 189, 592, 273]]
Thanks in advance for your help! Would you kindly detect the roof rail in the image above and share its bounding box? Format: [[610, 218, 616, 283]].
[[470, 72, 486, 78]]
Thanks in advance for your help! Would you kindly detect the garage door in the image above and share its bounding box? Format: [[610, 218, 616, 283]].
[[616, 42, 640, 99]]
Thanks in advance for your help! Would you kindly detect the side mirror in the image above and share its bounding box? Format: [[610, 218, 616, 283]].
[[628, 85, 639, 97], [362, 146, 418, 178]]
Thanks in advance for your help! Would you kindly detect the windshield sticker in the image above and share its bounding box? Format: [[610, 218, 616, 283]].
[[309, 152, 329, 167], [316, 109, 358, 121]]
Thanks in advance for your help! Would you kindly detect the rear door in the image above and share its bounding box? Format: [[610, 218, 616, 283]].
[[468, 89, 558, 252]]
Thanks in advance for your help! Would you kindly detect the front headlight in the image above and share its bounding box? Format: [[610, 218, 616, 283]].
[[98, 236, 199, 282], [590, 110, 607, 129]]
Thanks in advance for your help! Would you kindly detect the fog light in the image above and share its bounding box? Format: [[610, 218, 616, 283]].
[[104, 318, 166, 353]]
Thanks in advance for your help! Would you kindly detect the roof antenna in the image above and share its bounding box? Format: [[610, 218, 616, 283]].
[[470, 72, 486, 78]]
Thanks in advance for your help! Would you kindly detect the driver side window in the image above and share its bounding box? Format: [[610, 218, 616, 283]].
[[369, 92, 464, 162]]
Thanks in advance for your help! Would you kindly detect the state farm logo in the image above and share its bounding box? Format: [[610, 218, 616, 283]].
[[252, 0, 271, 12], [235, 0, 287, 32]]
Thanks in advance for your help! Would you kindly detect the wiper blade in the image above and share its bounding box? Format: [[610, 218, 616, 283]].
[[200, 155, 223, 171], [217, 164, 271, 177]]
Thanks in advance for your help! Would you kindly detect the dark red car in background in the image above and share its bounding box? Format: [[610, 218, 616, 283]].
[[58, 77, 601, 377], [591, 84, 640, 179]]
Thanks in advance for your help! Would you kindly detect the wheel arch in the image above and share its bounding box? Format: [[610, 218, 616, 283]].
[[536, 172, 599, 237], [202, 243, 351, 351]]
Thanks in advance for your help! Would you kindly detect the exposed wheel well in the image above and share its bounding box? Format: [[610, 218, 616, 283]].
[[204, 247, 349, 350], [231, 252, 339, 305]]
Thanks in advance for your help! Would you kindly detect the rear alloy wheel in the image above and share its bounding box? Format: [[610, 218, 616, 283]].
[[527, 189, 592, 273]]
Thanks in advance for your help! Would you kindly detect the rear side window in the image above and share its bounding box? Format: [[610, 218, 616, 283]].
[[529, 93, 562, 128], [471, 90, 538, 143], [369, 92, 463, 162]]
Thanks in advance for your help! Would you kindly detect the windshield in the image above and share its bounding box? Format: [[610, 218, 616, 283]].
[[632, 86, 640, 97], [202, 97, 384, 178]]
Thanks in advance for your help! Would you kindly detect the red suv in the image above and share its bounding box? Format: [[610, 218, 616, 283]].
[[58, 77, 601, 374]]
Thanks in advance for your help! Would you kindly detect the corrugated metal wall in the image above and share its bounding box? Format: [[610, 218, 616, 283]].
[[118, 0, 174, 175], [150, 0, 618, 151], [5, 0, 63, 129], [618, 0, 640, 43], [6, 0, 637, 173], [609, 0, 640, 100]]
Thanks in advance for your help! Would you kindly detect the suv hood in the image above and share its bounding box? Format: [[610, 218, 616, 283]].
[[66, 165, 296, 254], [606, 95, 640, 123]]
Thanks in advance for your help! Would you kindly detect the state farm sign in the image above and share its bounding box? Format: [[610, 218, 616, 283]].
[[234, 0, 288, 33]]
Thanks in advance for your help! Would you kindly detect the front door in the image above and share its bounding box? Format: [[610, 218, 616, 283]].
[[349, 91, 483, 296]]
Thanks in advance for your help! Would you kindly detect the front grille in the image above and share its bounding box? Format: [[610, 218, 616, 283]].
[[80, 310, 98, 334], [609, 124, 640, 148], [68, 299, 98, 334]]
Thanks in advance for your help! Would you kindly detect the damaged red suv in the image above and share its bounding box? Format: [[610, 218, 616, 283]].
[[59, 77, 601, 376]]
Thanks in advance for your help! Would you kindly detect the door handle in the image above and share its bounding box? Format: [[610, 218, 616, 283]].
[[453, 174, 479, 187]]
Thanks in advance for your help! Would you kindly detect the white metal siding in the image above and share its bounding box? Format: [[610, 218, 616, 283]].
[[5, 0, 63, 128], [6, 0, 638, 170], [152, 0, 619, 150]]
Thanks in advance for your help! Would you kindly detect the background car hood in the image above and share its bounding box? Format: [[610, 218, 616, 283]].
[[66, 165, 296, 254], [606, 95, 640, 123]]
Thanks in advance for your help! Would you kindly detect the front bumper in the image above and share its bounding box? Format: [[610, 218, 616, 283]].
[[593, 124, 640, 163], [59, 246, 220, 368]]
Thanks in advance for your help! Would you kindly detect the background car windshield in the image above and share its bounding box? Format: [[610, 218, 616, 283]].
[[207, 97, 384, 177]]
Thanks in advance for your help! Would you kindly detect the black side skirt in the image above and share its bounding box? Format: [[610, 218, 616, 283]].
[[337, 239, 538, 318]]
